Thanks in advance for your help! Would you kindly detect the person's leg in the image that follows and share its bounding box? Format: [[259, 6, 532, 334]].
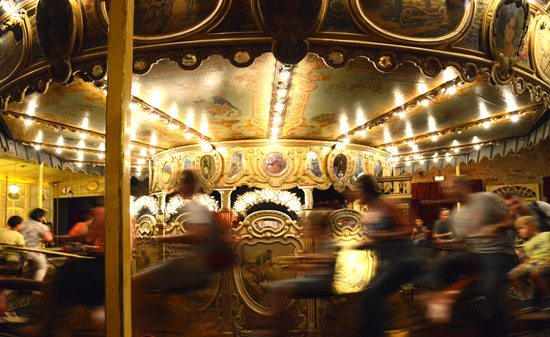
[[475, 253, 516, 337], [34, 254, 48, 281], [434, 251, 475, 287], [360, 257, 424, 337], [508, 263, 531, 299]]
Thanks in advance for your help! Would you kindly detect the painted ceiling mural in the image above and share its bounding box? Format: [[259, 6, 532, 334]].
[[132, 54, 277, 142], [285, 54, 457, 141], [0, 0, 549, 177]]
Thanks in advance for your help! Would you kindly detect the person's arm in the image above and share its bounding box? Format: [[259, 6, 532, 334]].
[[366, 200, 412, 242], [155, 224, 213, 244], [432, 231, 453, 239], [41, 230, 53, 243], [410, 228, 422, 240]]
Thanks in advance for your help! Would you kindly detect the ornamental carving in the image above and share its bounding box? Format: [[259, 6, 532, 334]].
[[151, 141, 392, 193]]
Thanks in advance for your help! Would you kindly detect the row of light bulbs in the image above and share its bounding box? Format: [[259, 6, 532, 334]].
[[391, 137, 510, 167], [269, 64, 293, 141], [381, 107, 536, 155], [337, 78, 464, 142]]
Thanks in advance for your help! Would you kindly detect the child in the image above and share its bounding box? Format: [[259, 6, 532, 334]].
[[508, 216, 550, 312]]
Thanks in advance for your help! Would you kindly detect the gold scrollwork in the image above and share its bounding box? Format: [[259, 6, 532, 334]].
[[329, 209, 364, 240], [153, 155, 177, 192], [135, 214, 158, 239], [232, 210, 304, 316]]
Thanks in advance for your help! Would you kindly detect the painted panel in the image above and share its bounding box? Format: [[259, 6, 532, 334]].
[[490, 0, 528, 59], [0, 27, 25, 81], [103, 0, 222, 39], [238, 242, 297, 306], [533, 18, 550, 84], [455, 0, 489, 51], [320, 0, 362, 33], [353, 0, 471, 40]]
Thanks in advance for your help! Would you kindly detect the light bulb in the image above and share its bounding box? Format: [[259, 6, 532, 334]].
[[9, 184, 19, 194]]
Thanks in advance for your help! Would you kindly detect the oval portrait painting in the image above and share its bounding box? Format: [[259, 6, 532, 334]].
[[264, 152, 287, 176], [491, 1, 528, 59], [333, 154, 347, 180], [534, 20, 550, 83], [200, 155, 215, 181]]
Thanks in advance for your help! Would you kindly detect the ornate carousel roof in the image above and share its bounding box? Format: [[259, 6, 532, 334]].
[[0, 0, 549, 180]]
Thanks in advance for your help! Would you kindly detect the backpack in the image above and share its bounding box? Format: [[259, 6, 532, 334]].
[[528, 202, 550, 232]]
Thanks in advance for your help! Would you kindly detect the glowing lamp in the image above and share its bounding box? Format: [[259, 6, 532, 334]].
[[8, 184, 19, 194]]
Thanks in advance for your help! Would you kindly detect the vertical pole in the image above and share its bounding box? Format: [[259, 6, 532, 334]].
[[456, 164, 461, 210], [105, 0, 134, 335], [38, 163, 43, 209]]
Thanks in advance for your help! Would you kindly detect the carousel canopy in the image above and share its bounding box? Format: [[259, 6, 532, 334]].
[[0, 0, 549, 178]]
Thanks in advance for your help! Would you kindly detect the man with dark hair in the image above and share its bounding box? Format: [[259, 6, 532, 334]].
[[20, 208, 53, 281], [503, 192, 550, 232], [438, 175, 516, 337], [0, 215, 26, 266], [432, 208, 455, 241]]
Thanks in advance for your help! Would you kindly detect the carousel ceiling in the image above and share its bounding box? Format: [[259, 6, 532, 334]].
[[0, 0, 550, 177]]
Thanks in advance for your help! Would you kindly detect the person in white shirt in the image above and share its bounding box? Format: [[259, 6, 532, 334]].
[[20, 208, 53, 281]]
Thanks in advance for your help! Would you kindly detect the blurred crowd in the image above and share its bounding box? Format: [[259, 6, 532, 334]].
[[1, 171, 550, 336]]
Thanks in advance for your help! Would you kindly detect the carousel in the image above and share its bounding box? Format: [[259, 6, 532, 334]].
[[0, 0, 550, 335]]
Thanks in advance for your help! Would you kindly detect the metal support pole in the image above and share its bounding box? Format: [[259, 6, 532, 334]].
[[38, 163, 43, 209]]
